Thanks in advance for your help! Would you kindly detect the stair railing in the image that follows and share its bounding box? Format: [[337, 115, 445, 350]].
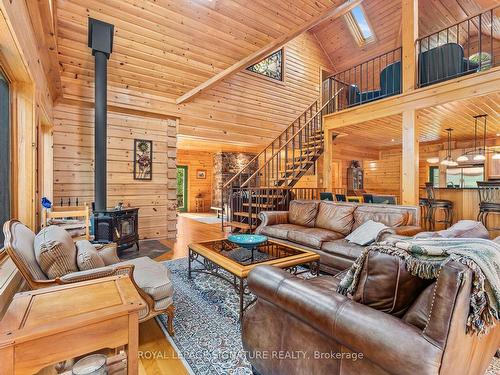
[[222, 88, 343, 231]]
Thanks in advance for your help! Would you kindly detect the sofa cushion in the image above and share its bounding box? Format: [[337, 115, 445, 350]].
[[352, 205, 408, 230], [118, 257, 174, 301], [315, 201, 356, 235], [287, 228, 344, 249], [415, 220, 489, 239], [352, 251, 430, 317], [76, 240, 105, 271], [321, 239, 364, 260], [288, 200, 319, 228], [402, 282, 435, 330], [34, 225, 78, 278], [260, 224, 306, 240]]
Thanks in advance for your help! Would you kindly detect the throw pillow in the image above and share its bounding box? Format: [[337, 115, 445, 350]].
[[345, 220, 388, 246], [34, 225, 78, 278], [76, 240, 106, 270]]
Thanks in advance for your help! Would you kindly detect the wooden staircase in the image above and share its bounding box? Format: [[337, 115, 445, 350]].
[[221, 89, 343, 232]]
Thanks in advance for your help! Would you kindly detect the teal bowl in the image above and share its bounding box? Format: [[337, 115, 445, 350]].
[[227, 234, 268, 249]]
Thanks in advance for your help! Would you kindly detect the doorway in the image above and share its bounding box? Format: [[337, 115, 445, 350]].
[[177, 166, 188, 212], [0, 69, 9, 243]]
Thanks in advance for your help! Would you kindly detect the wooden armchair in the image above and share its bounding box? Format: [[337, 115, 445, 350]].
[[3, 220, 174, 334]]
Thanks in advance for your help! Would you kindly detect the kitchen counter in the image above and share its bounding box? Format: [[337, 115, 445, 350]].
[[420, 188, 499, 235]]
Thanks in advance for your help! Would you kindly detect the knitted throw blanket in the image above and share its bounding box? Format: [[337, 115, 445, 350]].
[[337, 237, 500, 335]]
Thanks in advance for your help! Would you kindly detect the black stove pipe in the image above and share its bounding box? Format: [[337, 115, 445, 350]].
[[88, 18, 114, 211]]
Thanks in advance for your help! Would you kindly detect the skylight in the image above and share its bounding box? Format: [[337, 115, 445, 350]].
[[345, 5, 375, 47]]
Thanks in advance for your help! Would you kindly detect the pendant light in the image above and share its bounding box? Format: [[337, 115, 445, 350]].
[[474, 115, 487, 161], [441, 128, 458, 166]]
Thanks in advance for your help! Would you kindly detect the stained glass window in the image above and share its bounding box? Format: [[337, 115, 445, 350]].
[[247, 49, 283, 81]]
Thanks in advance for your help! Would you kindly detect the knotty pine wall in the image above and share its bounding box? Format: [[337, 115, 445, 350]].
[[53, 104, 177, 240], [57, 30, 334, 147], [176, 149, 213, 212]]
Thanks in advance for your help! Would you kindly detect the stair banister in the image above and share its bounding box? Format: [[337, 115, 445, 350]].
[[239, 88, 343, 188]]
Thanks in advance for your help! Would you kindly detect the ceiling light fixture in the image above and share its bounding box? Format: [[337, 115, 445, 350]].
[[441, 128, 457, 166]]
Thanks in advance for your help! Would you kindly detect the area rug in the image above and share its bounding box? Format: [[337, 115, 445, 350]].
[[119, 240, 171, 261], [157, 257, 500, 375], [157, 257, 253, 375]]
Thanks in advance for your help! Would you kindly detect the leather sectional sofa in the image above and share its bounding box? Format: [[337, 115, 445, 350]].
[[255, 200, 421, 274]]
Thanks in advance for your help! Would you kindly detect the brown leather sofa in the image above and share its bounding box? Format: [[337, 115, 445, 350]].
[[255, 200, 421, 274], [242, 254, 500, 375]]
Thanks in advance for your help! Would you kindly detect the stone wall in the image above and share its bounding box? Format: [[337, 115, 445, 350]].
[[212, 152, 258, 208]]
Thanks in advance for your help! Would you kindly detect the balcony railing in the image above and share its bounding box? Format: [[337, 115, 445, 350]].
[[326, 47, 402, 111], [417, 5, 498, 88], [322, 6, 498, 113]]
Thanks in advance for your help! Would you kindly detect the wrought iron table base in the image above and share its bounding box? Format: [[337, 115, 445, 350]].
[[188, 247, 320, 321]]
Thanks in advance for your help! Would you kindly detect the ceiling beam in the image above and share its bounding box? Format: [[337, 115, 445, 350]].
[[176, 0, 363, 105]]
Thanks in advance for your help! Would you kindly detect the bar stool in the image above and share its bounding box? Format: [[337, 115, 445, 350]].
[[419, 197, 430, 230], [425, 183, 453, 230], [477, 181, 500, 230]]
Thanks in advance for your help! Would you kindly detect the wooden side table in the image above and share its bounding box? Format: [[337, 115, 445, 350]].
[[0, 275, 143, 375]]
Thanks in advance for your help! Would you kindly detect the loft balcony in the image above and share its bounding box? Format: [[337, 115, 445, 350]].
[[323, 5, 499, 113]]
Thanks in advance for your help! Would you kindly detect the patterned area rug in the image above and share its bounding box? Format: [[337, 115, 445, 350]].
[[158, 257, 252, 375], [157, 258, 500, 375]]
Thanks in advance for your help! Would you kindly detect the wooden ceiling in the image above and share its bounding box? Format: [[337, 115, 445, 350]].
[[38, 0, 499, 149], [311, 0, 499, 72], [334, 92, 500, 149]]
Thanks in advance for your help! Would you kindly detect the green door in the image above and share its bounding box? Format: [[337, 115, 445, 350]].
[[177, 166, 188, 212]]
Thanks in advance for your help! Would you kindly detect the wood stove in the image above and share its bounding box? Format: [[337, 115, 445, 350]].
[[94, 208, 139, 252]]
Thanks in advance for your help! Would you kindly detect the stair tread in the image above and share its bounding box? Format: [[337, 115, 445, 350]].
[[242, 203, 275, 208], [233, 211, 253, 217], [224, 221, 250, 229]]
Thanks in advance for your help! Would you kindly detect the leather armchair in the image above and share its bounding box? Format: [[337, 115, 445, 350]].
[[242, 264, 499, 375]]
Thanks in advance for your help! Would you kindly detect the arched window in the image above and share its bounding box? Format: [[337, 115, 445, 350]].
[[469, 52, 492, 71]]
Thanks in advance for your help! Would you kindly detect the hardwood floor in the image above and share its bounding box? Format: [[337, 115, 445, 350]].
[[138, 214, 228, 375]]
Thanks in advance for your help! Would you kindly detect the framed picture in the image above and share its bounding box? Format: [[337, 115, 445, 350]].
[[196, 169, 207, 179], [134, 139, 153, 180]]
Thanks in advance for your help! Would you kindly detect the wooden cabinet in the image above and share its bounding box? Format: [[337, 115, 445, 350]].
[[487, 153, 500, 180]]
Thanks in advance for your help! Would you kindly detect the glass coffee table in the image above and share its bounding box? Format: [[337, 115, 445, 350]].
[[188, 238, 320, 320]]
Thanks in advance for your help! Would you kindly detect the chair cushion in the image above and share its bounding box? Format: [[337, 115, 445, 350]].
[[352, 205, 408, 230], [288, 200, 319, 228], [287, 228, 344, 249], [351, 251, 431, 317], [321, 239, 364, 260], [315, 201, 356, 236], [34, 225, 78, 278], [402, 282, 435, 330], [260, 224, 306, 240], [117, 257, 173, 301], [76, 240, 105, 271], [7, 221, 47, 280]]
